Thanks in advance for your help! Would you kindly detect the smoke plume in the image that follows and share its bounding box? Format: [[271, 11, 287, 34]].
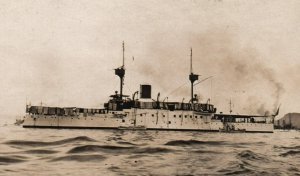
[[137, 28, 285, 115]]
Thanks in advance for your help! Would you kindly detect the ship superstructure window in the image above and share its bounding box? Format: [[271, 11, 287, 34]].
[[179, 115, 181, 118], [174, 115, 176, 117], [152, 114, 154, 117], [140, 114, 143, 116], [195, 116, 197, 118], [190, 115, 192, 118], [185, 115, 187, 118], [163, 115, 165, 117]]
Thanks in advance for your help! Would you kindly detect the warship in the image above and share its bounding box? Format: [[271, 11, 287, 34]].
[[23, 43, 278, 133]]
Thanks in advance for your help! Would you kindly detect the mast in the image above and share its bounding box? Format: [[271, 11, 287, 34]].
[[122, 41, 125, 67], [229, 99, 232, 114], [190, 48, 193, 73], [189, 48, 199, 104], [115, 41, 126, 100]]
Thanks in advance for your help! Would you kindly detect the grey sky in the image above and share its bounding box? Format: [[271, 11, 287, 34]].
[[0, 0, 299, 118]]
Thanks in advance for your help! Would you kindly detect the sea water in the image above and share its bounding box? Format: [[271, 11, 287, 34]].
[[0, 122, 299, 175]]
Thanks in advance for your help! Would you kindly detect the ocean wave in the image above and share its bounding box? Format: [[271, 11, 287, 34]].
[[5, 136, 96, 147], [288, 166, 300, 172], [24, 149, 59, 154], [107, 136, 123, 141], [280, 150, 300, 157], [127, 154, 148, 159], [117, 141, 137, 145], [57, 136, 96, 143], [237, 150, 268, 162], [192, 149, 222, 154], [232, 141, 266, 146], [133, 147, 174, 154], [50, 154, 106, 162], [165, 140, 225, 146], [68, 144, 173, 155], [68, 145, 135, 153], [220, 161, 287, 176], [218, 161, 254, 175], [0, 155, 27, 165], [274, 145, 300, 150], [217, 159, 277, 176]]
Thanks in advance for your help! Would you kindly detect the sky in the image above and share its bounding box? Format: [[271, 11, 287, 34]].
[[0, 0, 299, 119]]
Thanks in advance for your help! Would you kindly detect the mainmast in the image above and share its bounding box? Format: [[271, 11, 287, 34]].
[[189, 48, 199, 104], [115, 41, 126, 100], [229, 99, 233, 114]]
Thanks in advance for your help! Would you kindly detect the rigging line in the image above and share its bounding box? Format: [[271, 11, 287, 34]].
[[125, 83, 133, 96], [210, 77, 213, 103], [124, 70, 134, 96], [113, 80, 119, 92], [193, 76, 214, 86], [166, 81, 190, 97]]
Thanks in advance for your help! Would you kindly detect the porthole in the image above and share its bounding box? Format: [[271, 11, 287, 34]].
[[179, 115, 181, 118], [152, 114, 154, 117], [174, 115, 176, 117], [140, 114, 143, 116]]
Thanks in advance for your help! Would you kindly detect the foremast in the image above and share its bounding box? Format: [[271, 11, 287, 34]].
[[114, 41, 126, 100]]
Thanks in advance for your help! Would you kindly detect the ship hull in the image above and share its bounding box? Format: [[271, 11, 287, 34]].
[[22, 125, 273, 133], [23, 108, 274, 133]]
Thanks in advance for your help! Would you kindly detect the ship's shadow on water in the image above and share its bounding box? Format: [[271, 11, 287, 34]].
[[0, 128, 300, 176]]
